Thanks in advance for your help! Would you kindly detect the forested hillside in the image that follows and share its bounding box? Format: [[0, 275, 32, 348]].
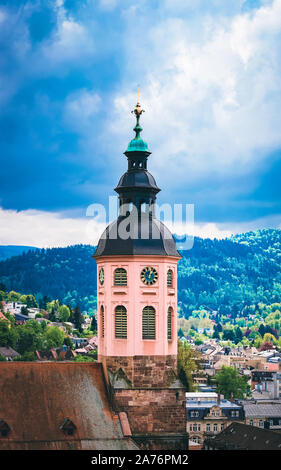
[[0, 245, 36, 261], [0, 229, 280, 316], [178, 229, 281, 318]]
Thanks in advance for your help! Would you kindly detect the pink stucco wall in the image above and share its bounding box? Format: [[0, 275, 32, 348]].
[[96, 255, 180, 358]]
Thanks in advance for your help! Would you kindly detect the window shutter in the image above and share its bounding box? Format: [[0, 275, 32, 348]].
[[167, 307, 172, 340], [114, 268, 127, 286], [142, 306, 155, 340], [101, 306, 104, 337], [115, 305, 127, 338], [167, 269, 173, 287]]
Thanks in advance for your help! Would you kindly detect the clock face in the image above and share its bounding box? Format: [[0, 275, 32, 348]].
[[141, 266, 158, 286], [99, 267, 104, 285]]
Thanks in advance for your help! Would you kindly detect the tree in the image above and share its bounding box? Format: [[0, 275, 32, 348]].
[[46, 300, 60, 313], [16, 321, 43, 354], [213, 326, 220, 340], [14, 351, 36, 361], [90, 315, 97, 332], [0, 283, 6, 292], [0, 291, 6, 301], [178, 328, 184, 338], [8, 291, 21, 302], [21, 306, 29, 316], [258, 324, 266, 337], [222, 329, 235, 342], [58, 305, 70, 322], [177, 340, 202, 391], [73, 352, 96, 362], [258, 341, 274, 351], [43, 326, 65, 350], [73, 306, 83, 332], [48, 307, 57, 322], [0, 320, 17, 348], [63, 336, 73, 349], [214, 366, 249, 399], [235, 327, 243, 343], [39, 296, 51, 310], [263, 333, 276, 345]]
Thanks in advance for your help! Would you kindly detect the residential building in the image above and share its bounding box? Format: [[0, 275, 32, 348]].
[[0, 347, 20, 361], [251, 370, 281, 400], [204, 422, 281, 450], [243, 403, 281, 430], [186, 393, 244, 445]]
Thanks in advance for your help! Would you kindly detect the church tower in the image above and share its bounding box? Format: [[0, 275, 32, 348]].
[[94, 96, 188, 450]]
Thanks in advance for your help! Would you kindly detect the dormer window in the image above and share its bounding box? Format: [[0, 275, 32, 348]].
[[60, 418, 76, 436], [0, 420, 10, 437]]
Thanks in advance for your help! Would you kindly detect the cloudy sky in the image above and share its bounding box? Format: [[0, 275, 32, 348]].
[[0, 0, 281, 246]]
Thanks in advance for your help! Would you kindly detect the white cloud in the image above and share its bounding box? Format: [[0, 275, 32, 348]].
[[64, 89, 101, 131], [40, 2, 95, 66], [1, 207, 279, 248], [109, 0, 281, 189], [0, 208, 105, 248], [99, 0, 118, 10]]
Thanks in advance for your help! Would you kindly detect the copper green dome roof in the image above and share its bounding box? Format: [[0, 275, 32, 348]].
[[126, 124, 149, 152]]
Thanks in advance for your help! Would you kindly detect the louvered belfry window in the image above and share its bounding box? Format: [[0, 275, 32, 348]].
[[115, 305, 127, 338], [114, 268, 127, 286], [167, 307, 172, 340], [101, 305, 104, 338], [167, 269, 173, 287], [142, 306, 156, 340]]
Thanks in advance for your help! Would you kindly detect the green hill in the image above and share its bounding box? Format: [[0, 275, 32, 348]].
[[0, 245, 36, 261], [0, 229, 280, 316]]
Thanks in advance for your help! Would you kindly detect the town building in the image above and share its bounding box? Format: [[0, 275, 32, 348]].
[[93, 97, 187, 449], [204, 421, 281, 450], [243, 402, 281, 430], [0, 346, 20, 361], [186, 393, 244, 445], [251, 370, 281, 400]]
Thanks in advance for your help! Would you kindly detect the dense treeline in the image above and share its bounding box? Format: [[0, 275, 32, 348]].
[[0, 245, 97, 313], [178, 229, 281, 318], [0, 245, 36, 261], [0, 229, 280, 315]]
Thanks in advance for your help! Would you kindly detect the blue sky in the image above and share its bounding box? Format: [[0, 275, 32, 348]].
[[0, 0, 281, 246]]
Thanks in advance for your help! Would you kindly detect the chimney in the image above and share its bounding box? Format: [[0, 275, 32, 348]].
[[217, 392, 221, 405], [230, 393, 234, 403]]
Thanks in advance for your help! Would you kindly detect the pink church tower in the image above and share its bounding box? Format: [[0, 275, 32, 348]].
[[94, 97, 187, 449]]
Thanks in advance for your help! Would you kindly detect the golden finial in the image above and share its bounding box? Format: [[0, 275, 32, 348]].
[[132, 88, 145, 119]]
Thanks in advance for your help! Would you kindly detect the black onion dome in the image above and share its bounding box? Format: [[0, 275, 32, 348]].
[[94, 216, 180, 258], [115, 169, 160, 193]]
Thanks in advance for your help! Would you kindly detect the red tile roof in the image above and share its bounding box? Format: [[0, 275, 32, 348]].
[[0, 362, 137, 450]]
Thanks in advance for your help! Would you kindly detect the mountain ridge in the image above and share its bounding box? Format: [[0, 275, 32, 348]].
[[0, 229, 280, 316]]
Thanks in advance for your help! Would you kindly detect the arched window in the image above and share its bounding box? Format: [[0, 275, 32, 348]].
[[114, 268, 127, 286], [142, 306, 155, 340], [167, 307, 172, 340], [115, 305, 127, 338], [100, 305, 104, 338], [167, 269, 173, 287]]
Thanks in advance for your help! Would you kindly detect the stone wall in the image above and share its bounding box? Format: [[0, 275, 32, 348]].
[[113, 388, 187, 435], [101, 354, 178, 388]]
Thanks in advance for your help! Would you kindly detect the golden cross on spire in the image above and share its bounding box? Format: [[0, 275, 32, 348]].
[[132, 88, 144, 119]]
